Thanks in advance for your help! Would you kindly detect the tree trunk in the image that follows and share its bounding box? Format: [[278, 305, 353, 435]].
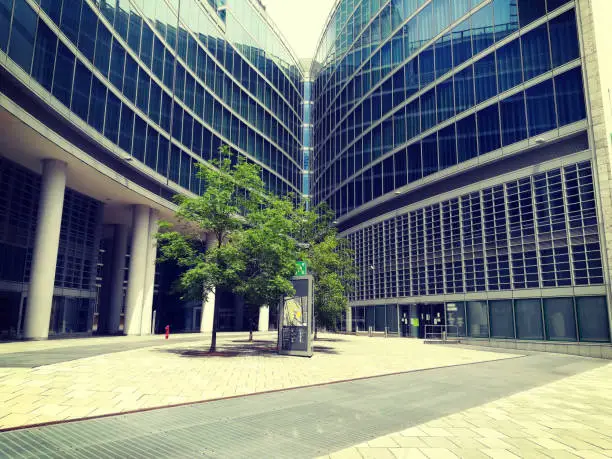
[[209, 294, 219, 352]]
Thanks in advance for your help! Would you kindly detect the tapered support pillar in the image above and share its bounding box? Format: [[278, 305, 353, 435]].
[[107, 224, 128, 334], [200, 236, 216, 333], [24, 160, 67, 340], [124, 205, 150, 335], [258, 305, 270, 332], [346, 306, 353, 333], [141, 210, 159, 335]]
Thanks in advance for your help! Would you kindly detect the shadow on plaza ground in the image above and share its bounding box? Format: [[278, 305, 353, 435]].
[[157, 338, 340, 358]]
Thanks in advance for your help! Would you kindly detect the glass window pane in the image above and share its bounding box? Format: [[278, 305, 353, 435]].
[[438, 124, 456, 170], [422, 134, 438, 177], [31, 18, 57, 91], [52, 42, 75, 107], [526, 79, 556, 136], [496, 40, 522, 93], [518, 0, 545, 27], [474, 53, 497, 103], [446, 302, 466, 337], [489, 300, 514, 339], [544, 298, 577, 341], [467, 301, 488, 338], [386, 305, 398, 333], [454, 66, 474, 113], [457, 114, 477, 162], [375, 305, 386, 332], [549, 10, 579, 67], [555, 68, 586, 126], [477, 103, 501, 155], [0, 0, 12, 52], [515, 299, 544, 340], [576, 296, 610, 342], [500, 92, 527, 146], [521, 24, 551, 81], [9, 0, 37, 73]]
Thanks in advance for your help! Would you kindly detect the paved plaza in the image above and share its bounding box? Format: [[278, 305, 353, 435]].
[[0, 334, 610, 458], [0, 333, 513, 430]]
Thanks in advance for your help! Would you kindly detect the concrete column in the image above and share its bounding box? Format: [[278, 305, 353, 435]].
[[346, 306, 353, 333], [24, 159, 67, 340], [124, 205, 150, 335], [140, 210, 159, 335], [107, 224, 128, 334], [200, 235, 217, 333], [258, 305, 269, 332]]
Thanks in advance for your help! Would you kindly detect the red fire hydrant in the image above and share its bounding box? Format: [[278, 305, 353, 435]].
[[165, 324, 170, 339]]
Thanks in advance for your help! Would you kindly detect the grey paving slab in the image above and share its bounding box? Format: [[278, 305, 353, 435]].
[[0, 352, 606, 458], [0, 336, 209, 368]]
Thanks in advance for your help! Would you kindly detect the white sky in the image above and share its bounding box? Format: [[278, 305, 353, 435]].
[[262, 0, 336, 60]]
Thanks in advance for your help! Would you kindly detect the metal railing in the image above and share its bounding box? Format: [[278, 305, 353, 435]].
[[424, 325, 460, 343]]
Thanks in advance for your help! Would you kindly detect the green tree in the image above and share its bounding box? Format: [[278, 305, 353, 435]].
[[233, 195, 298, 337], [157, 146, 264, 352], [295, 203, 356, 337]]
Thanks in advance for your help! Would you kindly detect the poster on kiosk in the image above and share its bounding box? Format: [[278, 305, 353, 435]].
[[278, 275, 314, 357]]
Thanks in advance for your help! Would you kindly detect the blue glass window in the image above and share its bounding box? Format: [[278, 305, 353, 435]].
[[394, 149, 408, 188], [500, 92, 527, 146], [180, 152, 191, 189], [419, 46, 435, 88], [372, 163, 383, 199], [406, 99, 420, 139], [88, 77, 106, 133], [123, 55, 137, 103], [547, 0, 569, 12], [127, 12, 142, 54], [526, 79, 556, 136], [363, 168, 373, 202], [422, 134, 438, 177], [119, 104, 134, 153], [393, 109, 407, 146], [71, 61, 91, 121], [9, 0, 37, 73], [140, 23, 153, 68], [454, 66, 474, 113], [435, 34, 452, 78], [518, 0, 545, 27], [497, 39, 522, 93], [418, 3, 434, 43], [471, 3, 494, 54], [31, 18, 57, 91], [420, 90, 437, 131], [477, 103, 501, 155], [169, 146, 180, 184], [136, 69, 150, 113], [433, 0, 451, 36], [436, 80, 454, 122], [438, 124, 457, 170], [382, 156, 394, 194], [522, 24, 551, 81], [549, 10, 579, 67], [104, 92, 121, 144], [40, 0, 61, 23], [157, 136, 169, 176], [0, 0, 13, 52], [109, 41, 126, 90], [474, 53, 497, 103], [493, 0, 519, 41], [52, 42, 75, 107], [145, 126, 158, 170], [452, 0, 470, 21], [60, 0, 82, 43], [94, 24, 112, 76], [132, 115, 146, 162], [452, 19, 472, 67], [457, 114, 478, 162], [555, 68, 586, 126], [392, 68, 405, 107], [407, 143, 422, 183], [404, 58, 419, 98]]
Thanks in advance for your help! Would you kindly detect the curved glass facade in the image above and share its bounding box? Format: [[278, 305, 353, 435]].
[[0, 0, 303, 197], [312, 0, 610, 342]]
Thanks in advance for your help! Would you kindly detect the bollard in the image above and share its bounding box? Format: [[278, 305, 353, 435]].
[[165, 324, 170, 339]]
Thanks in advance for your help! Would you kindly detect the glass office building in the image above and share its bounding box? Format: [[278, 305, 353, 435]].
[[0, 0, 303, 338], [311, 0, 612, 349]]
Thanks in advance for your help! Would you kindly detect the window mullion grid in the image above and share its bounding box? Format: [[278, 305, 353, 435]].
[[530, 174, 544, 289], [561, 165, 576, 287]]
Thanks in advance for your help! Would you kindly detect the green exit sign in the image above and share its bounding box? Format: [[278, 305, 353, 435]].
[[295, 261, 307, 276]]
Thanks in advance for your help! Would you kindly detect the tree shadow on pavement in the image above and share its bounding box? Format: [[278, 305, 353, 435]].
[[157, 338, 341, 357]]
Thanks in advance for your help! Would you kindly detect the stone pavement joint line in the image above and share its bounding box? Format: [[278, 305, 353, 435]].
[[320, 362, 612, 459], [0, 333, 516, 430]]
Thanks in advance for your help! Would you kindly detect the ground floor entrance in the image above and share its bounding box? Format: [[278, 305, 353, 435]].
[[398, 304, 445, 338]]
